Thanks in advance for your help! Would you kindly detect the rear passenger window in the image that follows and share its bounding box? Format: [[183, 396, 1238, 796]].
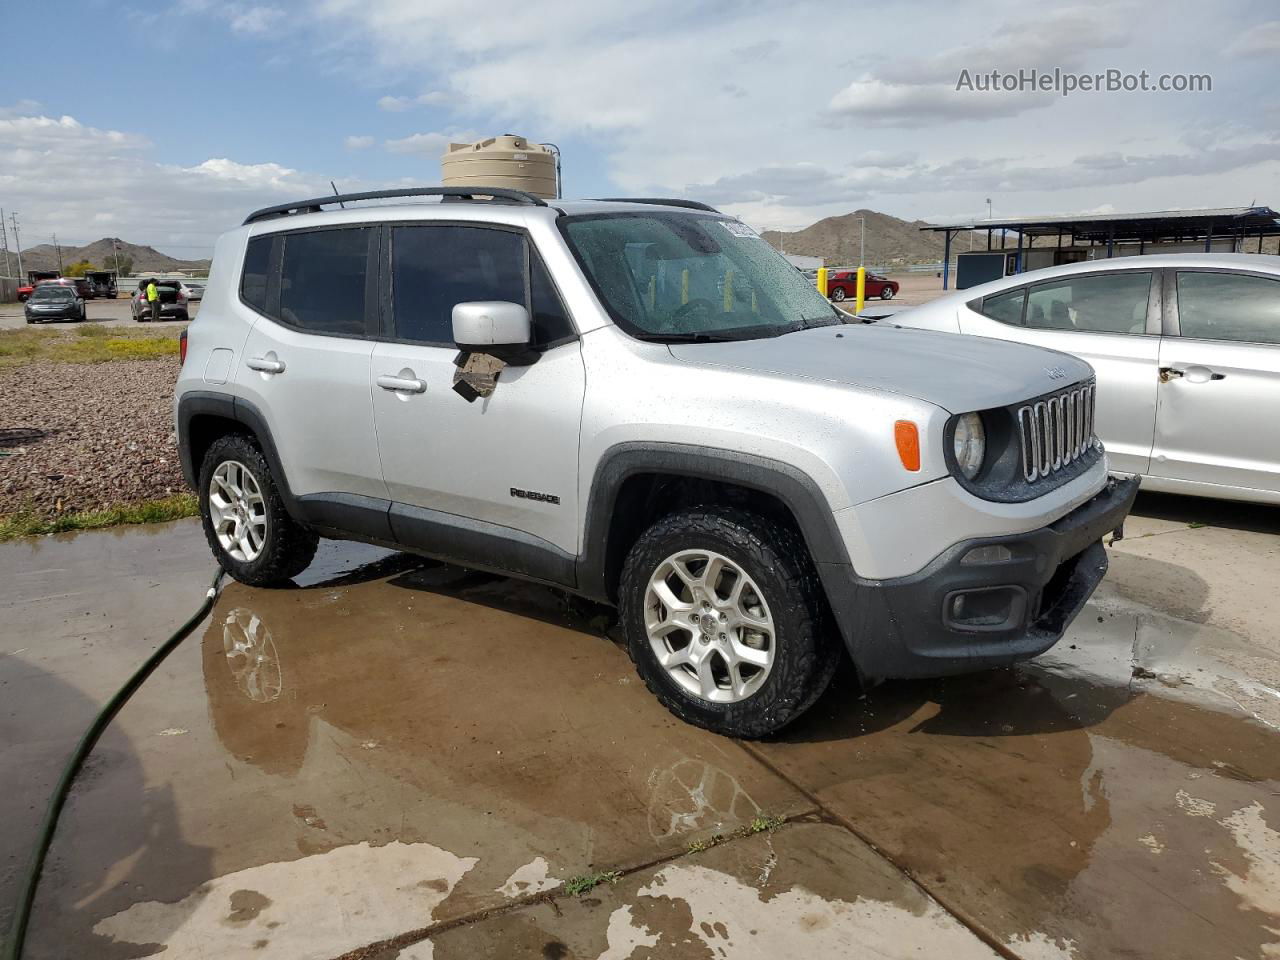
[[1176, 272, 1280, 344], [979, 288, 1025, 325], [1025, 272, 1152, 334], [278, 228, 371, 336], [241, 236, 272, 312], [391, 226, 575, 346]]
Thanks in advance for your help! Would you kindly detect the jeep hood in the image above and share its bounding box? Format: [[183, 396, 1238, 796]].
[[667, 323, 1092, 413]]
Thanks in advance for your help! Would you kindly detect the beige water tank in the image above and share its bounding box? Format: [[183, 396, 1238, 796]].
[[441, 135, 558, 199]]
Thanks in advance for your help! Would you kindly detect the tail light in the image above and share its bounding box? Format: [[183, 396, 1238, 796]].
[[179, 330, 188, 365]]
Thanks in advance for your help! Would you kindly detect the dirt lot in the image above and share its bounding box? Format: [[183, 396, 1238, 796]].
[[0, 297, 195, 523]]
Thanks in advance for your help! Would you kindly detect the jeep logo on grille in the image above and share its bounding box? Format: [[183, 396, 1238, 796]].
[[1045, 366, 1069, 380]]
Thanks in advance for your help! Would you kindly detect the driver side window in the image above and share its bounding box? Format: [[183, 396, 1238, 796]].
[[389, 226, 574, 347]]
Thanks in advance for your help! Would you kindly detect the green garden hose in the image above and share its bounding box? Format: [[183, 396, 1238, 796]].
[[3, 568, 225, 960]]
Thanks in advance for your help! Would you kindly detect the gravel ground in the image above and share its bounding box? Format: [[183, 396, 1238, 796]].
[[0, 359, 186, 517]]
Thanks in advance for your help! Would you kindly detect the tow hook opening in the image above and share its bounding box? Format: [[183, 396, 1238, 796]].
[[943, 585, 1026, 632]]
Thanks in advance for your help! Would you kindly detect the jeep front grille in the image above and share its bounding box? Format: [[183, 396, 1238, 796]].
[[1017, 383, 1096, 483]]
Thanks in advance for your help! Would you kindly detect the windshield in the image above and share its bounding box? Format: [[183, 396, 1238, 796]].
[[562, 212, 840, 341], [32, 287, 73, 300]]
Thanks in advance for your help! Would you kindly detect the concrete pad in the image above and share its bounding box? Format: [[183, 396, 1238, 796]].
[[21, 550, 812, 958], [0, 518, 213, 937], [755, 663, 1280, 959], [420, 822, 1003, 959]]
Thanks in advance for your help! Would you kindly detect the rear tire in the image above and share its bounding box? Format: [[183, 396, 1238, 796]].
[[830, 287, 846, 302], [198, 434, 318, 586], [618, 505, 839, 737]]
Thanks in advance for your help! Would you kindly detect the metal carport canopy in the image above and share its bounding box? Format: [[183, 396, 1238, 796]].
[[920, 205, 1280, 243]]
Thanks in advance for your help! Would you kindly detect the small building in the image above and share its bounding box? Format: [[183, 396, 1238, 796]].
[[921, 206, 1280, 290]]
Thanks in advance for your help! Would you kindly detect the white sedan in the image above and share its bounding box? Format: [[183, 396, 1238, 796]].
[[891, 253, 1280, 504]]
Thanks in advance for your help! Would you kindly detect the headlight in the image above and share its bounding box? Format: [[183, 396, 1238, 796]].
[[953, 412, 986, 479]]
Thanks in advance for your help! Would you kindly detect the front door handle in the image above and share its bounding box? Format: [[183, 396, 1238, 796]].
[[246, 356, 286, 374], [1160, 365, 1225, 384], [377, 373, 426, 394]]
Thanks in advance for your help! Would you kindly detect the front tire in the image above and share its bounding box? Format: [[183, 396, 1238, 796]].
[[198, 434, 318, 586], [881, 287, 895, 300], [830, 287, 846, 302], [619, 506, 838, 737]]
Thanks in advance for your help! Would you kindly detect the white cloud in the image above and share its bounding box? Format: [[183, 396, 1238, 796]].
[[0, 109, 342, 255], [1228, 20, 1280, 57], [228, 5, 284, 33], [384, 130, 477, 156], [377, 91, 453, 111], [344, 134, 375, 149], [828, 79, 1054, 126]]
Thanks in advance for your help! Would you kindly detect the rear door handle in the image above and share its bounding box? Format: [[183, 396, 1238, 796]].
[[246, 356, 286, 374], [377, 374, 426, 393]]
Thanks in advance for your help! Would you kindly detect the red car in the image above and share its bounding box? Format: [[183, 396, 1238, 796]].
[[827, 271, 899, 302]]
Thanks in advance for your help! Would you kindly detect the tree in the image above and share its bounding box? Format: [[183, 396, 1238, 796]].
[[115, 256, 133, 276], [64, 260, 96, 277]]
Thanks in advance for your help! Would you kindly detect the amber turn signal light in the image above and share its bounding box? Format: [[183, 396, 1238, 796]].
[[894, 420, 920, 472]]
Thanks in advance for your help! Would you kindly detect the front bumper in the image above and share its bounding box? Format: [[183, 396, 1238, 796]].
[[827, 475, 1139, 681]]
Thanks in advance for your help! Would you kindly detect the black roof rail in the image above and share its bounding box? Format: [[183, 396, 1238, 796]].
[[243, 186, 547, 225], [594, 197, 721, 213]]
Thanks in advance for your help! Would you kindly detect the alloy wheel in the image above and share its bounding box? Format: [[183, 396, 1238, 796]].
[[209, 460, 268, 562], [644, 549, 775, 703]]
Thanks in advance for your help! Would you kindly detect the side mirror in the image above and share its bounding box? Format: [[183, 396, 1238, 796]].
[[452, 301, 537, 365]]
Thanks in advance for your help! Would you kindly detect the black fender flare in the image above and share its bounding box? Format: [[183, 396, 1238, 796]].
[[176, 392, 301, 520], [575, 441, 854, 604]]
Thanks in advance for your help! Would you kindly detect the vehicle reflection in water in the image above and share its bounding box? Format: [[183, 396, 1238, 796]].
[[198, 553, 805, 916], [221, 608, 283, 704], [646, 757, 762, 843]]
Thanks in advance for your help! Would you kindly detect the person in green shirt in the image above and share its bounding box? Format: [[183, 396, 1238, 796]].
[[145, 278, 160, 322]]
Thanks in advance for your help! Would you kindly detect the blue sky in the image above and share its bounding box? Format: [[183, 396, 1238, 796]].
[[2, 0, 1278, 259]]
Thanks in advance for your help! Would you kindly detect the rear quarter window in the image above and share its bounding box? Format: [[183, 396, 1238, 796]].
[[241, 236, 272, 312]]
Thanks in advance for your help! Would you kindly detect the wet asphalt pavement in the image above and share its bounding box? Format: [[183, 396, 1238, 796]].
[[2, 495, 1279, 959]]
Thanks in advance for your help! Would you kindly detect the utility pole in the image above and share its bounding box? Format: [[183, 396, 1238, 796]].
[[860, 216, 866, 267], [111, 238, 122, 279], [54, 233, 64, 274], [10, 212, 23, 278], [0, 207, 11, 278]]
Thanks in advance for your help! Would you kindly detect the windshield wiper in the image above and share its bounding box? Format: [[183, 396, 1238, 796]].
[[632, 331, 757, 343]]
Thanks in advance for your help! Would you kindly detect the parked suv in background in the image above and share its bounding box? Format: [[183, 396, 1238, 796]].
[[175, 187, 1136, 736], [891, 254, 1280, 504]]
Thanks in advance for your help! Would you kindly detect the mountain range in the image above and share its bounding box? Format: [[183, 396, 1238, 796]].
[[761, 210, 982, 269], [5, 238, 210, 276]]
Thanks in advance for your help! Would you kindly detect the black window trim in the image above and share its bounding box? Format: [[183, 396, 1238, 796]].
[[970, 267, 1162, 338], [238, 223, 380, 341], [240, 219, 580, 351], [1166, 265, 1280, 346], [379, 219, 580, 351]]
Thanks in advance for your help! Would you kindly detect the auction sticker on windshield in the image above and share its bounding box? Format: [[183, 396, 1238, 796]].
[[719, 219, 761, 239]]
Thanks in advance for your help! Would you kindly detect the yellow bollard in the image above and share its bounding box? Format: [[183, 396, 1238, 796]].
[[723, 271, 734, 312], [681, 269, 689, 305], [855, 266, 866, 315], [816, 267, 829, 298]]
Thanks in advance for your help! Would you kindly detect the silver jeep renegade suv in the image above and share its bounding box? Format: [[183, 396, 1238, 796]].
[[175, 187, 1137, 737]]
